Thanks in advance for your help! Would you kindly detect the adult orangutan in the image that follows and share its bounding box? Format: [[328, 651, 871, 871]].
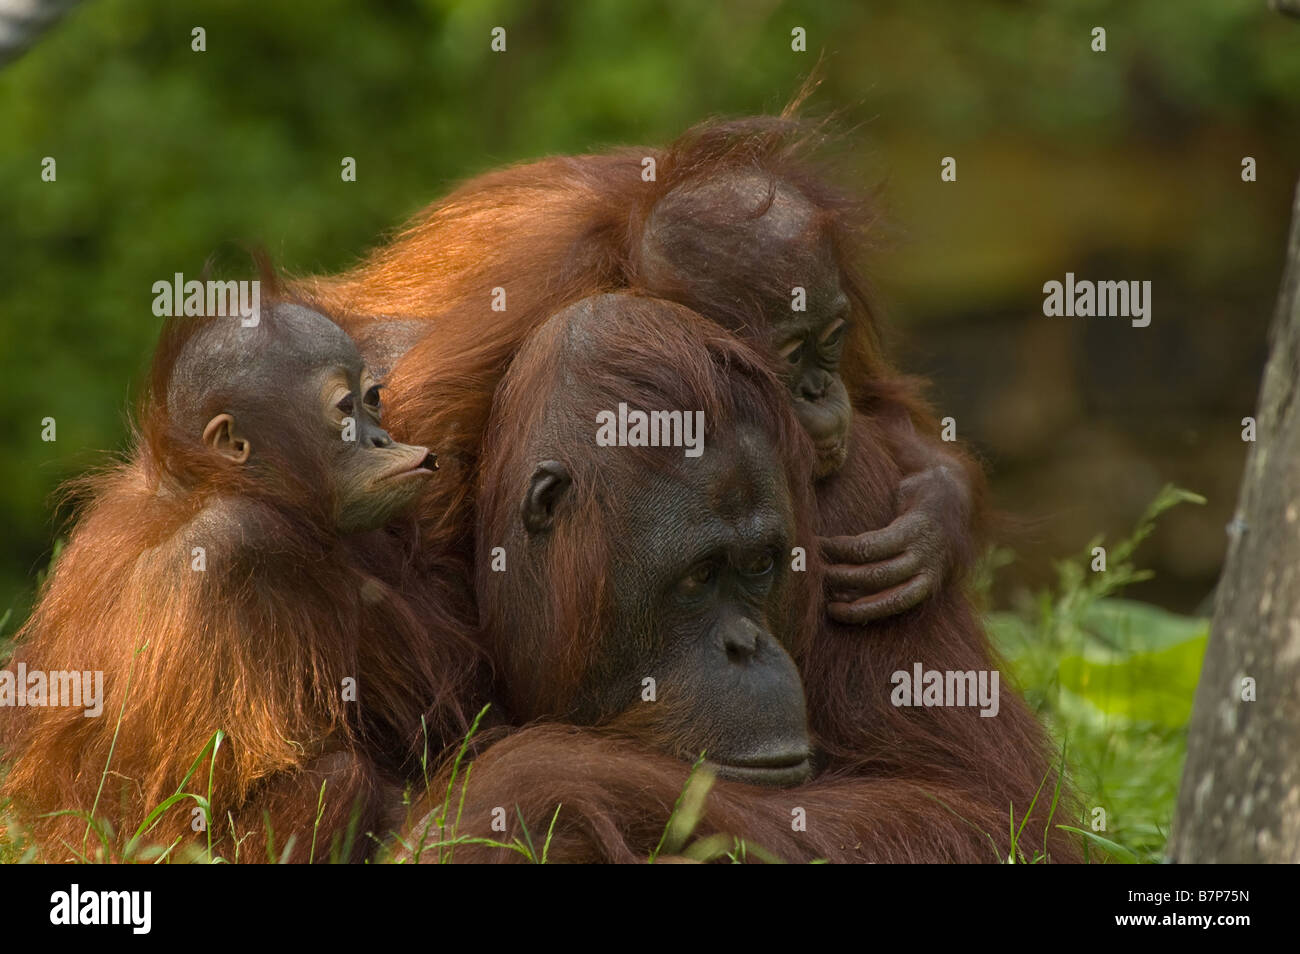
[[296, 114, 1033, 773], [295, 112, 980, 629], [403, 294, 1075, 863], [0, 300, 479, 862]]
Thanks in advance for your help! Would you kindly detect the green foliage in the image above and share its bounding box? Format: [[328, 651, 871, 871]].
[[989, 485, 1209, 863], [395, 704, 543, 863]]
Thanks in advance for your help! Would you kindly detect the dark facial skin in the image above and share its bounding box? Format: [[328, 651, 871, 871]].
[[761, 231, 853, 479], [640, 177, 973, 624], [522, 424, 812, 788], [187, 304, 436, 533]]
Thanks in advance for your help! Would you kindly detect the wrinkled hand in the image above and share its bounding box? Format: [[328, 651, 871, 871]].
[[820, 465, 968, 626]]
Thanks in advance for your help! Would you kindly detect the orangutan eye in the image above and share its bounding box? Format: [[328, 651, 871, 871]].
[[336, 393, 355, 416], [742, 552, 775, 577], [678, 561, 717, 598], [363, 385, 382, 410], [820, 321, 845, 349], [782, 342, 805, 365]]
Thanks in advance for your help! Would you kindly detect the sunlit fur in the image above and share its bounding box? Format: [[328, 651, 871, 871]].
[[0, 299, 482, 862], [291, 112, 985, 609]]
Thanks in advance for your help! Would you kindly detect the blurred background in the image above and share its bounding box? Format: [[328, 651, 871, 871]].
[[0, 0, 1297, 619], [1, 0, 1297, 862]]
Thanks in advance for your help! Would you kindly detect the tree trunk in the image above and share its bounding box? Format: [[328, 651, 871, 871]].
[[0, 0, 81, 69], [1170, 179, 1300, 862]]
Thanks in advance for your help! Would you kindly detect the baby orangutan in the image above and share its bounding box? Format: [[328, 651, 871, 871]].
[[0, 301, 475, 863]]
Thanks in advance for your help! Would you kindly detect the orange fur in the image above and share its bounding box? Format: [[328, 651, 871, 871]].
[[0, 304, 480, 862]]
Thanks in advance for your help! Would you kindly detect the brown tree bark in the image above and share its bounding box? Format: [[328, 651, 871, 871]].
[[1170, 179, 1300, 862]]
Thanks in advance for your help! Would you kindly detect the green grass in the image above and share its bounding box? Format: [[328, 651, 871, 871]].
[[986, 484, 1209, 863]]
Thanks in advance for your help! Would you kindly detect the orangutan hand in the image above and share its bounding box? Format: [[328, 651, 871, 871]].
[[820, 464, 970, 625]]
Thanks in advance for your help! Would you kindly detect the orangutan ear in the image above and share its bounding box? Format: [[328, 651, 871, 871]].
[[202, 413, 251, 464], [521, 460, 571, 534]]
